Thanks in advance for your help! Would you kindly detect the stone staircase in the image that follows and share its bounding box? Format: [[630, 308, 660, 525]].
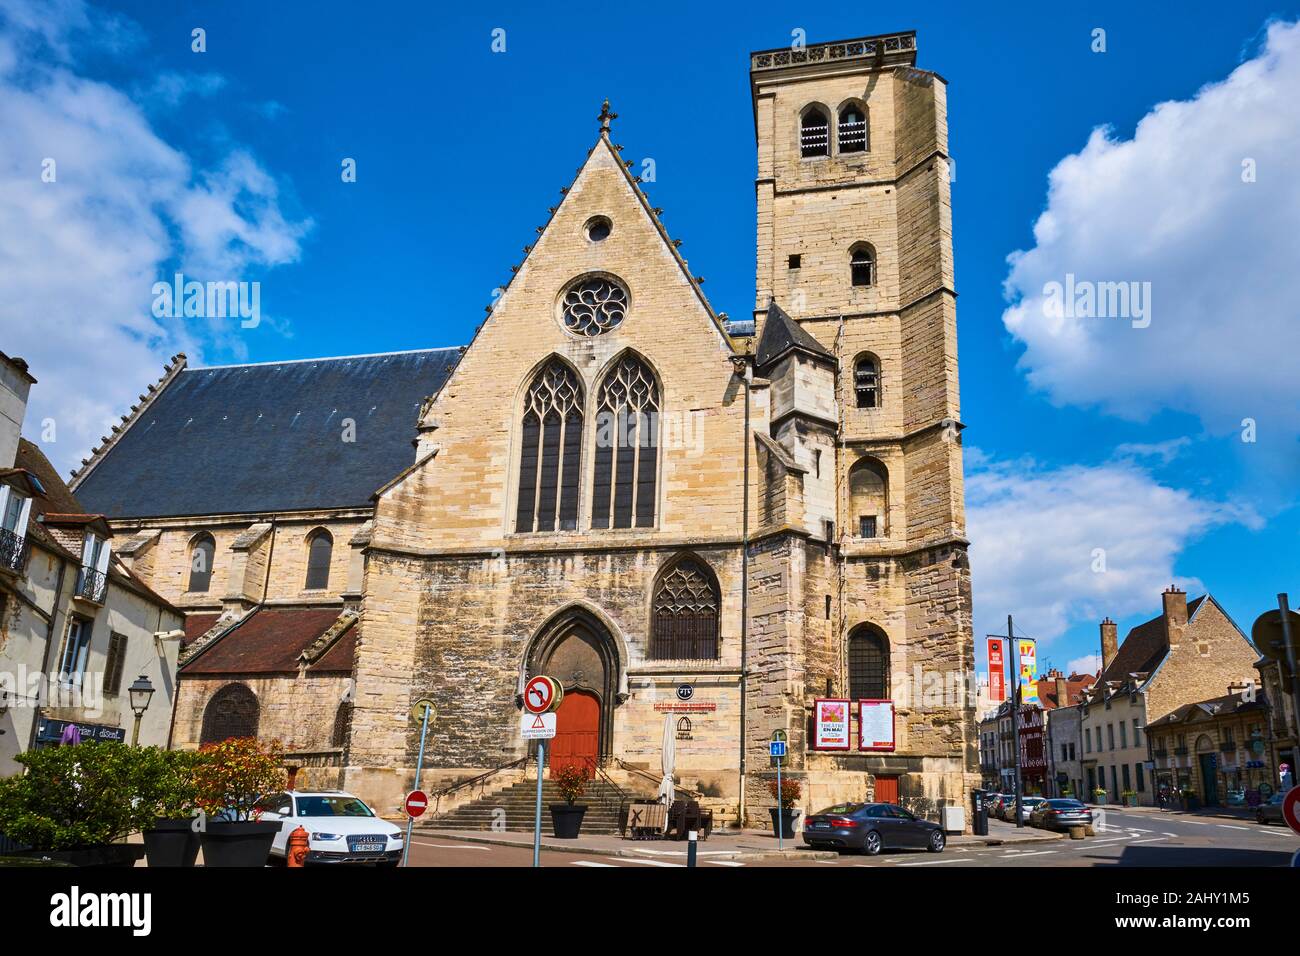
[[425, 778, 657, 835]]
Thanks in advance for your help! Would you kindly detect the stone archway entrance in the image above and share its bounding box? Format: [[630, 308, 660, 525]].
[[526, 607, 622, 766]]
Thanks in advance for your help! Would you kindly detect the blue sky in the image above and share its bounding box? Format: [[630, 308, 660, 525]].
[[3, 0, 1298, 682]]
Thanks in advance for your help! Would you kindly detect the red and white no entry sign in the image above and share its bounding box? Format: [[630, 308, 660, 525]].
[[1282, 786, 1300, 835], [524, 675, 559, 714], [404, 789, 428, 819]]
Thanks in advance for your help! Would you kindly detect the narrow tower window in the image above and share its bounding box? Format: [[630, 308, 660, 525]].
[[305, 528, 333, 590], [850, 244, 876, 287], [800, 106, 830, 158], [188, 533, 216, 593], [854, 355, 880, 408], [838, 104, 868, 153], [848, 624, 890, 700]]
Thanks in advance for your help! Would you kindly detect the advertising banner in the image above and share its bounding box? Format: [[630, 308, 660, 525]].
[[1018, 638, 1039, 704], [812, 698, 851, 750], [857, 699, 896, 752], [987, 637, 1006, 702]]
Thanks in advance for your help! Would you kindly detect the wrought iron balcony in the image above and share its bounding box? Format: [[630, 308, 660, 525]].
[[1153, 748, 1169, 758], [0, 527, 29, 575], [74, 565, 107, 604], [1173, 746, 1189, 756]]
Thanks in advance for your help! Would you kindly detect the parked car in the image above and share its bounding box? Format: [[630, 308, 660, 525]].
[[987, 793, 1010, 820], [254, 790, 404, 865], [1029, 798, 1094, 831], [1256, 792, 1286, 826], [802, 802, 946, 855], [995, 793, 1024, 821], [1016, 796, 1046, 823]]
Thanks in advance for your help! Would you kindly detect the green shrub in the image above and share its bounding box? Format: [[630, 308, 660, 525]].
[[193, 737, 286, 821]]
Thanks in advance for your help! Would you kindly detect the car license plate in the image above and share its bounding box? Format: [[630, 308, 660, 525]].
[[811, 822, 829, 829], [354, 842, 384, 853]]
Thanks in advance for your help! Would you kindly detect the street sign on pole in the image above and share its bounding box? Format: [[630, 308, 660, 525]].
[[404, 790, 428, 819], [769, 740, 787, 759], [1281, 785, 1300, 836], [521, 711, 557, 739], [524, 675, 562, 714], [402, 698, 435, 867], [773, 743, 785, 852]]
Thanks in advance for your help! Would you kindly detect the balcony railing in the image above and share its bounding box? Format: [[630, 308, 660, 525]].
[[1173, 747, 1188, 756], [0, 527, 29, 575], [1153, 748, 1169, 758], [74, 565, 107, 604], [1219, 742, 1237, 753]]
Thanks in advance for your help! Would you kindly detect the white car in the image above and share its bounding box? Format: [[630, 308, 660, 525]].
[[254, 790, 404, 866]]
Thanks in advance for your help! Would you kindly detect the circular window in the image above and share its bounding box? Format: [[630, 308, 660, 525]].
[[560, 275, 628, 336], [585, 216, 612, 242]]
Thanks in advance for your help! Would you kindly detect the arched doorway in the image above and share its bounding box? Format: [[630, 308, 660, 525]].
[[525, 607, 622, 767], [1195, 734, 1219, 806]]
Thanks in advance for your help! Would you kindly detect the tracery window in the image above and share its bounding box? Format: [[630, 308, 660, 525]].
[[561, 275, 628, 336], [515, 360, 584, 532], [592, 354, 659, 529], [651, 558, 720, 660], [200, 682, 259, 745]]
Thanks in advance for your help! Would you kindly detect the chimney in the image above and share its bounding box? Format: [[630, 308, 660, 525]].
[[1100, 618, 1119, 671], [0, 352, 35, 470], [1055, 675, 1069, 708], [1162, 586, 1188, 647]]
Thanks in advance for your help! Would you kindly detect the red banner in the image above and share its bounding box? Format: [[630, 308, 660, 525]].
[[988, 638, 1006, 702]]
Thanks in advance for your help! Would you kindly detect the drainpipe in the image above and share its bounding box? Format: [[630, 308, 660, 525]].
[[30, 555, 69, 751], [732, 356, 752, 827]]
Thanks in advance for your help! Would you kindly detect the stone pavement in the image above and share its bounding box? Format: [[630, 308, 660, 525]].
[[421, 818, 1061, 863]]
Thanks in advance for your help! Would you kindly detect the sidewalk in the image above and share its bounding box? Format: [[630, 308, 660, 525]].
[[419, 818, 1060, 863], [1096, 803, 1257, 822]]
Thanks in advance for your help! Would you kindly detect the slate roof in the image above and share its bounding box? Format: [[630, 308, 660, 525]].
[[1097, 596, 1207, 687], [74, 349, 461, 519], [1145, 690, 1268, 730], [182, 607, 351, 675], [755, 300, 834, 369]]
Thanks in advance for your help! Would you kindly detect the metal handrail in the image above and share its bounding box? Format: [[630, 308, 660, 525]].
[[429, 755, 532, 816], [582, 757, 629, 814], [614, 757, 704, 800]]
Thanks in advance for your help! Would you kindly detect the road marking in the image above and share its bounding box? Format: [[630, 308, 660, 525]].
[[1163, 833, 1179, 837], [815, 859, 840, 865], [1126, 827, 1152, 833], [705, 860, 745, 867], [1129, 837, 1169, 844], [572, 860, 617, 867], [411, 841, 492, 850], [897, 857, 961, 866], [1217, 824, 1250, 831], [1000, 849, 1056, 858], [1181, 820, 1209, 825], [620, 858, 685, 867]]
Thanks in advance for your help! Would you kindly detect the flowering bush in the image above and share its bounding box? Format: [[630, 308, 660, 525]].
[[552, 763, 591, 805], [193, 737, 287, 822], [767, 776, 801, 810]]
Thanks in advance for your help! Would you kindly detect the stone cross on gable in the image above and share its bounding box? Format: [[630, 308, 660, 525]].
[[599, 99, 618, 133]]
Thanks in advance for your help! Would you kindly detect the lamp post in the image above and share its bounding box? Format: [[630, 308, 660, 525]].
[[128, 674, 155, 746]]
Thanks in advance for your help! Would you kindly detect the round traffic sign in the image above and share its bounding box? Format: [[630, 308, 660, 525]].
[[1282, 786, 1300, 835], [405, 790, 429, 819], [410, 698, 437, 725], [524, 676, 562, 714]]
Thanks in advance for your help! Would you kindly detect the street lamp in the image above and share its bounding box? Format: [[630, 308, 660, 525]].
[[128, 674, 155, 746]]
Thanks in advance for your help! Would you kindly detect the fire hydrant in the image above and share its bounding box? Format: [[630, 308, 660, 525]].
[[287, 826, 310, 868]]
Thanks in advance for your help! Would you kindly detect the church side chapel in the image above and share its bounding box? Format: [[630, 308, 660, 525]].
[[77, 30, 977, 826]]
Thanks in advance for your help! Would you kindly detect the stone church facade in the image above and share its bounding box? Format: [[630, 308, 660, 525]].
[[77, 30, 977, 823]]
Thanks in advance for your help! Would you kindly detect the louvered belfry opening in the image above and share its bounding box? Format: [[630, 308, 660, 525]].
[[200, 682, 260, 745], [516, 360, 584, 532], [592, 354, 659, 529], [800, 107, 830, 157], [651, 558, 720, 659]]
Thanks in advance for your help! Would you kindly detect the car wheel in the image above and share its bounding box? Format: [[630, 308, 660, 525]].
[[1257, 811, 1266, 825], [928, 830, 946, 853], [862, 831, 883, 856]]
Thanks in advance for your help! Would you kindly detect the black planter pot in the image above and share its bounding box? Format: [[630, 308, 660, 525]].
[[549, 804, 588, 839], [143, 818, 200, 868], [10, 844, 146, 867], [770, 808, 800, 839], [198, 821, 280, 867]]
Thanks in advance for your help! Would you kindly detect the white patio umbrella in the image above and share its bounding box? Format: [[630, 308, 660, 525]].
[[658, 712, 676, 829]]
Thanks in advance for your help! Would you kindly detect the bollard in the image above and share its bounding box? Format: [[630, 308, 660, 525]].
[[687, 830, 698, 868], [287, 826, 310, 867], [1069, 825, 1085, 840]]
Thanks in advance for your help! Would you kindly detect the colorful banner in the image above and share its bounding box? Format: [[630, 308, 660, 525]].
[[812, 698, 851, 750], [987, 638, 1006, 702], [1018, 638, 1039, 704]]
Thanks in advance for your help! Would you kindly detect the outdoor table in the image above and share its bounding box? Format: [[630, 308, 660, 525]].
[[625, 802, 666, 839]]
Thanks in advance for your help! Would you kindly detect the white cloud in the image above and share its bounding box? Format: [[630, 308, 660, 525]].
[[1067, 654, 1101, 677], [966, 449, 1258, 648], [0, 0, 310, 476], [1002, 19, 1300, 447]]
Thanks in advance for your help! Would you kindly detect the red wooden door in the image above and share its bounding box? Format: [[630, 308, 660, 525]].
[[874, 775, 900, 804], [550, 689, 600, 776]]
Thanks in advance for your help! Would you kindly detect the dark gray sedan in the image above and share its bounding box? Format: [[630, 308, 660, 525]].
[[802, 802, 946, 855], [1029, 798, 1093, 830], [1256, 792, 1285, 825]]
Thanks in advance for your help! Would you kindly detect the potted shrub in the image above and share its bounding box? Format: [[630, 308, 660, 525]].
[[767, 777, 801, 839], [0, 742, 148, 866], [1092, 787, 1108, 804], [1121, 789, 1139, 807], [138, 748, 204, 867], [193, 737, 287, 867], [548, 764, 591, 839]]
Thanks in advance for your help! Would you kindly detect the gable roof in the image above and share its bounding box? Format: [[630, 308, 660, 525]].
[[1145, 689, 1268, 730], [755, 299, 834, 369], [1097, 595, 1207, 687], [73, 349, 461, 519], [181, 607, 353, 675], [1036, 672, 1096, 709]]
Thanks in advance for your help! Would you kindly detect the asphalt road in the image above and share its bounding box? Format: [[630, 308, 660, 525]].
[[404, 811, 1300, 868]]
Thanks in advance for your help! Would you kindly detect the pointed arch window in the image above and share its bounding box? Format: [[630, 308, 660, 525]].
[[848, 624, 890, 700], [800, 106, 830, 158], [515, 360, 584, 532], [305, 528, 333, 590], [838, 104, 868, 153], [850, 243, 876, 287], [849, 457, 888, 539], [854, 354, 880, 408], [651, 558, 720, 660], [188, 533, 215, 593], [200, 682, 259, 745], [592, 354, 659, 529]]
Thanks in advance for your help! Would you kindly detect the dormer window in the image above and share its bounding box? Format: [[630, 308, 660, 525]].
[[0, 485, 33, 574], [76, 531, 110, 603]]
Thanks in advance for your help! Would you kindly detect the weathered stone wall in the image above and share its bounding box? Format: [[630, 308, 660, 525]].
[[172, 672, 351, 756]]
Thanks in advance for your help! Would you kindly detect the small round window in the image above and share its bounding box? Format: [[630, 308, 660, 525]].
[[585, 216, 612, 242], [560, 274, 628, 336]]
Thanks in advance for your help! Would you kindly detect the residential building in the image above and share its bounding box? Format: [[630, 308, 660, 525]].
[[1146, 687, 1271, 803], [0, 354, 183, 775]]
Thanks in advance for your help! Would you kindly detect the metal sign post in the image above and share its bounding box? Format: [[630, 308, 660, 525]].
[[521, 674, 562, 868], [770, 736, 788, 851], [402, 699, 436, 867], [533, 741, 545, 868]]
